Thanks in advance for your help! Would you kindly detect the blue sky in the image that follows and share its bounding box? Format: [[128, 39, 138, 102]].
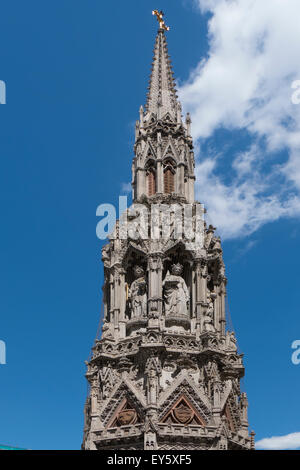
[[0, 0, 299, 450]]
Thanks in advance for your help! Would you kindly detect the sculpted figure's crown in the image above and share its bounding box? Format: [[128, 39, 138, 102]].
[[171, 263, 183, 275], [133, 265, 144, 277]]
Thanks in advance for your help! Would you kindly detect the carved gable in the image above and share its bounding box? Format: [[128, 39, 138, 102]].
[[161, 395, 206, 426], [108, 397, 143, 428]]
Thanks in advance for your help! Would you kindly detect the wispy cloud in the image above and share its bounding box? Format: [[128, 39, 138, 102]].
[[179, 0, 300, 239], [121, 182, 131, 194], [234, 239, 258, 261], [256, 432, 300, 450]]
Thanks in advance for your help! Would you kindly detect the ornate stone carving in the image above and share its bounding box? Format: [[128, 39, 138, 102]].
[[174, 403, 193, 424], [101, 243, 111, 268], [163, 263, 189, 316], [161, 395, 206, 426], [101, 320, 114, 339], [117, 409, 137, 426], [201, 291, 216, 333], [226, 331, 237, 351], [129, 265, 147, 319], [83, 23, 253, 451]]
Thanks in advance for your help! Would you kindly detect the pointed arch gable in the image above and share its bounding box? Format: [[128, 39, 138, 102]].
[[158, 374, 212, 424], [222, 403, 236, 433], [221, 391, 239, 433], [160, 394, 206, 426], [161, 111, 175, 123], [108, 397, 143, 428], [162, 140, 178, 162], [220, 380, 232, 410], [100, 379, 146, 427], [124, 242, 147, 260], [144, 140, 157, 162]]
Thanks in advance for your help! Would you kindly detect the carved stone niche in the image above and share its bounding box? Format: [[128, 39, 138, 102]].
[[163, 261, 191, 333], [125, 262, 148, 336]]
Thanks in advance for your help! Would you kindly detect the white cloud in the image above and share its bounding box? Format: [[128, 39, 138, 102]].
[[179, 0, 300, 238], [256, 432, 300, 450], [195, 148, 300, 239]]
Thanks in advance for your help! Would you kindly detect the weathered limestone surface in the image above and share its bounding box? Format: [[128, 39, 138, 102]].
[[82, 28, 254, 451]]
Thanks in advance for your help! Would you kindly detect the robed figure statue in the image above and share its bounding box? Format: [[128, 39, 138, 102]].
[[163, 263, 189, 316], [129, 265, 147, 319]]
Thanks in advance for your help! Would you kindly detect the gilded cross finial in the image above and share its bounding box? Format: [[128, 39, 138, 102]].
[[152, 10, 170, 31]]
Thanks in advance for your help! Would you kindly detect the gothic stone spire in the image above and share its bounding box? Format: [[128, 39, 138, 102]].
[[82, 15, 253, 452], [133, 27, 195, 203], [145, 28, 178, 121]]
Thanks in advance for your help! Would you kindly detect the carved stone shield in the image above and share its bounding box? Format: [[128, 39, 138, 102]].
[[173, 404, 193, 424], [117, 409, 137, 426]]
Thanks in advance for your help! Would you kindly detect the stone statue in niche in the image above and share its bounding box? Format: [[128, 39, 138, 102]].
[[101, 244, 110, 268], [225, 331, 237, 351], [101, 319, 113, 339], [201, 291, 216, 333], [129, 265, 147, 318], [163, 263, 189, 316]]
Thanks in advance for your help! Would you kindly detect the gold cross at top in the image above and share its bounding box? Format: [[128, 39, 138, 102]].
[[152, 10, 170, 31]]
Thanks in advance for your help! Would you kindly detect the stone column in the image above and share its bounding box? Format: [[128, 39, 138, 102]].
[[144, 429, 157, 450], [157, 160, 163, 194], [136, 167, 146, 199], [250, 431, 256, 450], [218, 433, 228, 450], [131, 161, 136, 200], [186, 113, 191, 136], [219, 277, 227, 336], [156, 133, 163, 194], [139, 105, 144, 128], [147, 369, 158, 406], [112, 266, 123, 340], [240, 392, 249, 437], [195, 258, 207, 339], [190, 266, 197, 333], [144, 356, 159, 449], [214, 283, 221, 332], [109, 270, 115, 338], [212, 379, 222, 425], [194, 259, 201, 327], [90, 376, 99, 416], [118, 268, 127, 339], [102, 282, 108, 322], [177, 162, 185, 197], [147, 253, 163, 329], [188, 175, 195, 203]]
